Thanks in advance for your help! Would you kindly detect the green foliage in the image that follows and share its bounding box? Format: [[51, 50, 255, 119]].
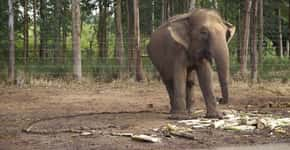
[[263, 37, 276, 56], [81, 24, 96, 50]]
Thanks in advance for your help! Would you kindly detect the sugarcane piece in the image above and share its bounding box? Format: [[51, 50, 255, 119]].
[[111, 132, 134, 137], [224, 125, 256, 131], [274, 127, 287, 134], [276, 118, 290, 126], [212, 120, 225, 128], [166, 124, 192, 132], [131, 134, 161, 143]]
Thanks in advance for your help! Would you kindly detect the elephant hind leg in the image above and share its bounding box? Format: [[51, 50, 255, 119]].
[[164, 80, 174, 112], [164, 79, 190, 120]]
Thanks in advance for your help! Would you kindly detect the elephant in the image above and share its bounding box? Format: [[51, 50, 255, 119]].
[[147, 9, 235, 119]]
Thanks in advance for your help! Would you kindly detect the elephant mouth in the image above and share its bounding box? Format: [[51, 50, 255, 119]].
[[190, 48, 213, 64], [202, 49, 213, 64]]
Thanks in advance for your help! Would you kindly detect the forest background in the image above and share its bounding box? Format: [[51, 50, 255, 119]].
[[1, 0, 290, 83]]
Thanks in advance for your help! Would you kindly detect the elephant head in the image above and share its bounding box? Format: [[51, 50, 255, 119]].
[[166, 9, 235, 104]]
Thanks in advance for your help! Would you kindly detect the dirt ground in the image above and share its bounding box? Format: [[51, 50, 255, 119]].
[[0, 79, 290, 150]]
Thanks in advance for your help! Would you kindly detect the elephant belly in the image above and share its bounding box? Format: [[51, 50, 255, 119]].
[[149, 53, 174, 81], [147, 29, 181, 81]]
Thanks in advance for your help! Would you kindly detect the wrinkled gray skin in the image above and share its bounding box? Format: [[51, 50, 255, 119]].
[[147, 9, 235, 119]]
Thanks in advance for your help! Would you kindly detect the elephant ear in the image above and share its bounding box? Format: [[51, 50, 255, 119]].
[[224, 21, 236, 43], [167, 13, 191, 49]]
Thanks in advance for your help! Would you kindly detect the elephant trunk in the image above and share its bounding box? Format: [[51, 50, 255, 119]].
[[212, 39, 229, 104]]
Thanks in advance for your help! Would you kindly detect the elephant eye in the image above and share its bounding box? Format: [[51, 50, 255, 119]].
[[200, 30, 207, 35], [226, 30, 231, 42]]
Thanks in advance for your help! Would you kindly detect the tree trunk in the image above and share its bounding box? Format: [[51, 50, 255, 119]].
[[97, 0, 108, 58], [127, 0, 135, 73], [72, 0, 82, 80], [286, 41, 289, 58], [33, 0, 37, 57], [151, 0, 155, 32], [162, 0, 169, 23], [133, 0, 144, 81], [62, 30, 67, 63], [23, 0, 29, 64], [240, 0, 252, 78], [55, 0, 62, 64], [258, 0, 263, 64], [250, 0, 258, 83], [115, 0, 125, 77], [168, 0, 173, 17], [61, 2, 67, 63], [88, 17, 97, 62], [237, 2, 241, 63], [223, 0, 228, 19], [288, 0, 290, 58], [97, 1, 103, 58], [277, 8, 283, 58], [189, 0, 196, 10], [212, 0, 218, 9], [8, 0, 15, 82], [39, 0, 47, 60]]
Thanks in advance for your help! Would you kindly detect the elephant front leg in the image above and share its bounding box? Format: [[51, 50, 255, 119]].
[[186, 81, 194, 114], [169, 65, 188, 119], [186, 71, 196, 114], [196, 60, 222, 119]]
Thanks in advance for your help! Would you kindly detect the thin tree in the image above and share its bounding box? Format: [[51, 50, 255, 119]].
[[250, 0, 259, 83], [72, 0, 82, 80], [88, 18, 97, 62], [258, 0, 264, 64], [288, 0, 290, 58], [127, 0, 135, 73], [23, 0, 29, 64], [33, 0, 37, 56], [162, 0, 169, 23], [277, 8, 283, 58], [151, 0, 155, 32], [190, 0, 196, 10], [212, 0, 218, 9], [55, 0, 62, 63], [287, 38, 289, 58], [97, 0, 108, 58], [114, 0, 125, 77], [8, 0, 15, 82], [39, 0, 47, 60], [133, 0, 144, 81], [223, 0, 228, 19], [62, 1, 68, 63], [237, 1, 242, 63], [168, 0, 173, 16], [240, 0, 252, 78]]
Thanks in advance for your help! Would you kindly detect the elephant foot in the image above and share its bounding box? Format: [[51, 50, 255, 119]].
[[217, 97, 228, 105], [205, 111, 223, 119], [168, 111, 190, 120], [187, 108, 193, 115]]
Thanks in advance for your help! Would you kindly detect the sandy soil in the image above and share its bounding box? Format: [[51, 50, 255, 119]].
[[0, 80, 290, 150]]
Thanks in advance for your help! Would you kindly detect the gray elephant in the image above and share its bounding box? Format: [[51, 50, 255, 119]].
[[147, 9, 235, 119]]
